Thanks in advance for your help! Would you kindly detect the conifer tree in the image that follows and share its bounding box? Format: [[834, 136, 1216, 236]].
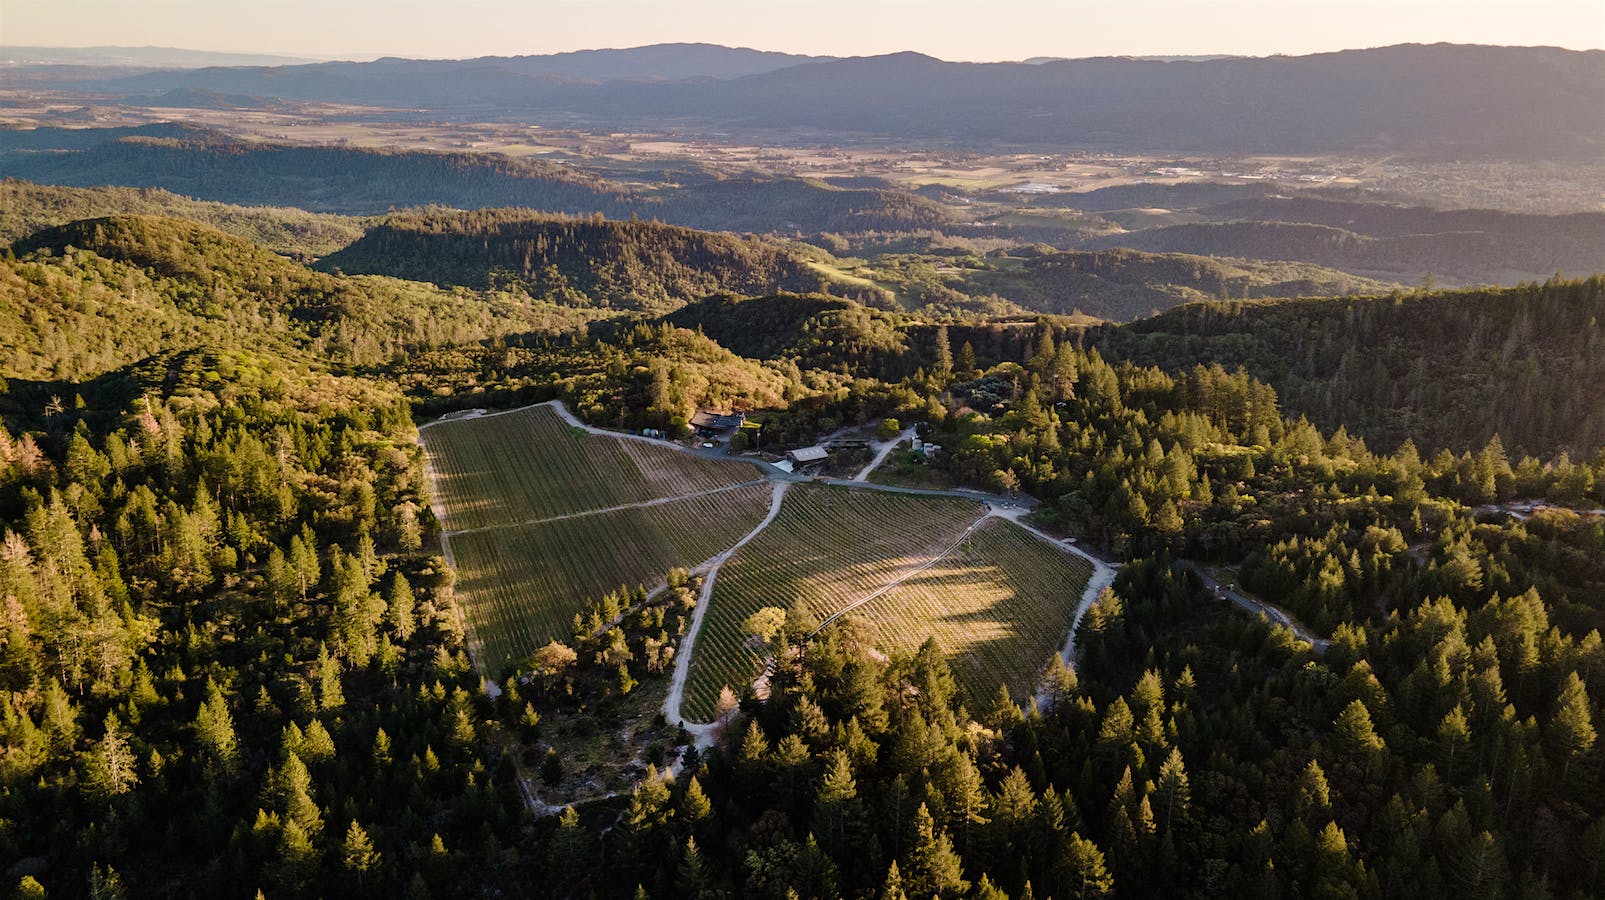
[[195, 677, 239, 775], [906, 802, 967, 898], [342, 820, 381, 887]]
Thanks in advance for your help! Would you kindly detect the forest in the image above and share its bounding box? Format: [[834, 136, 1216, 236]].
[[0, 189, 1601, 898]]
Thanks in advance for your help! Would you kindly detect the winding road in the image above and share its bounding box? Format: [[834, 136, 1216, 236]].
[[853, 427, 919, 481], [662, 481, 791, 745]]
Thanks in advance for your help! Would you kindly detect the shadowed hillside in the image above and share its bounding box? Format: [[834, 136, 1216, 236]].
[[1091, 277, 1605, 455], [319, 209, 828, 313]]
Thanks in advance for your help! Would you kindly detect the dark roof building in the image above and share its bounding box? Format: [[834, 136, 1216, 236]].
[[691, 410, 746, 431]]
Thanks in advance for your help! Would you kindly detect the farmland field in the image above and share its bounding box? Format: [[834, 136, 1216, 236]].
[[681, 484, 986, 719], [425, 403, 1096, 710], [421, 403, 771, 676], [854, 519, 1093, 703], [451, 483, 775, 675], [423, 404, 761, 533]]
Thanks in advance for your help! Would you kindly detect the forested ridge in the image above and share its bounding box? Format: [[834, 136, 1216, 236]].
[[956, 247, 1392, 321], [0, 180, 368, 261], [1092, 278, 1605, 457], [1, 214, 599, 380], [0, 198, 1602, 897], [2, 130, 624, 218], [1087, 219, 1605, 285], [320, 209, 828, 314], [0, 130, 951, 234]]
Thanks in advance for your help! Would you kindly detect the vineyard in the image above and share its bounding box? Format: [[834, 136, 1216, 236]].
[[423, 405, 761, 533], [854, 519, 1093, 703], [680, 485, 986, 719], [425, 403, 1097, 712], [422, 404, 771, 677], [452, 484, 774, 675]]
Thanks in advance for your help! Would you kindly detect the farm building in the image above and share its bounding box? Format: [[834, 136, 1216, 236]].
[[786, 446, 830, 466], [691, 410, 746, 432]]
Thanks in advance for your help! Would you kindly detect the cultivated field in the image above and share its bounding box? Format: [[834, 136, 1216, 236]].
[[423, 404, 769, 676], [452, 483, 774, 674], [426, 403, 1096, 708], [424, 405, 761, 533], [681, 484, 985, 719], [855, 518, 1094, 703]]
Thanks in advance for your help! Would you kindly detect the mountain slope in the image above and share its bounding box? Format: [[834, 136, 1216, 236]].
[[1, 130, 950, 233], [1091, 214, 1605, 285], [2, 214, 595, 378], [2, 129, 624, 216], [0, 179, 366, 259], [318, 209, 828, 313], [958, 247, 1395, 320], [1092, 277, 1605, 455]]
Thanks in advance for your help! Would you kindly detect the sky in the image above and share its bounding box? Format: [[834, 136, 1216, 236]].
[[5, 0, 1603, 61]]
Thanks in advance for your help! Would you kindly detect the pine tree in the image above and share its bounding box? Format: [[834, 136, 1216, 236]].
[[941, 752, 988, 857], [933, 325, 954, 382], [1295, 759, 1331, 818], [88, 864, 126, 900], [1333, 699, 1385, 758], [1062, 832, 1114, 898], [793, 833, 838, 899], [1548, 671, 1597, 776], [274, 819, 319, 891], [677, 835, 713, 898], [1437, 705, 1472, 781], [813, 749, 863, 856], [317, 643, 345, 710], [388, 572, 416, 641], [906, 802, 968, 897], [195, 677, 239, 775], [84, 712, 138, 800], [342, 820, 380, 887], [879, 861, 909, 900], [41, 678, 79, 752], [682, 775, 712, 823], [957, 341, 978, 380], [1154, 747, 1190, 831]]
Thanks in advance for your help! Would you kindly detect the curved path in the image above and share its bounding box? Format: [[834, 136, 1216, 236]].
[[1179, 561, 1331, 652], [809, 505, 993, 636], [853, 427, 918, 481], [442, 479, 767, 538], [662, 481, 791, 747]]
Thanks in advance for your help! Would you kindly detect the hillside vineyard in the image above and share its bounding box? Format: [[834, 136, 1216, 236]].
[[1, 32, 1603, 900]]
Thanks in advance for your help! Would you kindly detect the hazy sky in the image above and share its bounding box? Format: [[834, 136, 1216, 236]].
[[6, 0, 1603, 61]]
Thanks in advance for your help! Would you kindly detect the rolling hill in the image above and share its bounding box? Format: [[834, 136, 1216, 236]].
[[318, 209, 827, 312], [1092, 277, 1605, 456], [0, 128, 951, 233]]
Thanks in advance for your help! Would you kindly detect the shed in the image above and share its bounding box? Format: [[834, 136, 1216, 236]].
[[786, 446, 830, 465]]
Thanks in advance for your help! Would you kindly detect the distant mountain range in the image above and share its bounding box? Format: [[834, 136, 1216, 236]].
[[0, 45, 322, 68], [38, 43, 1602, 160]]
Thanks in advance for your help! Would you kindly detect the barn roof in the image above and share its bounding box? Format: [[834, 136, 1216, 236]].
[[691, 410, 746, 430], [787, 446, 830, 463]]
